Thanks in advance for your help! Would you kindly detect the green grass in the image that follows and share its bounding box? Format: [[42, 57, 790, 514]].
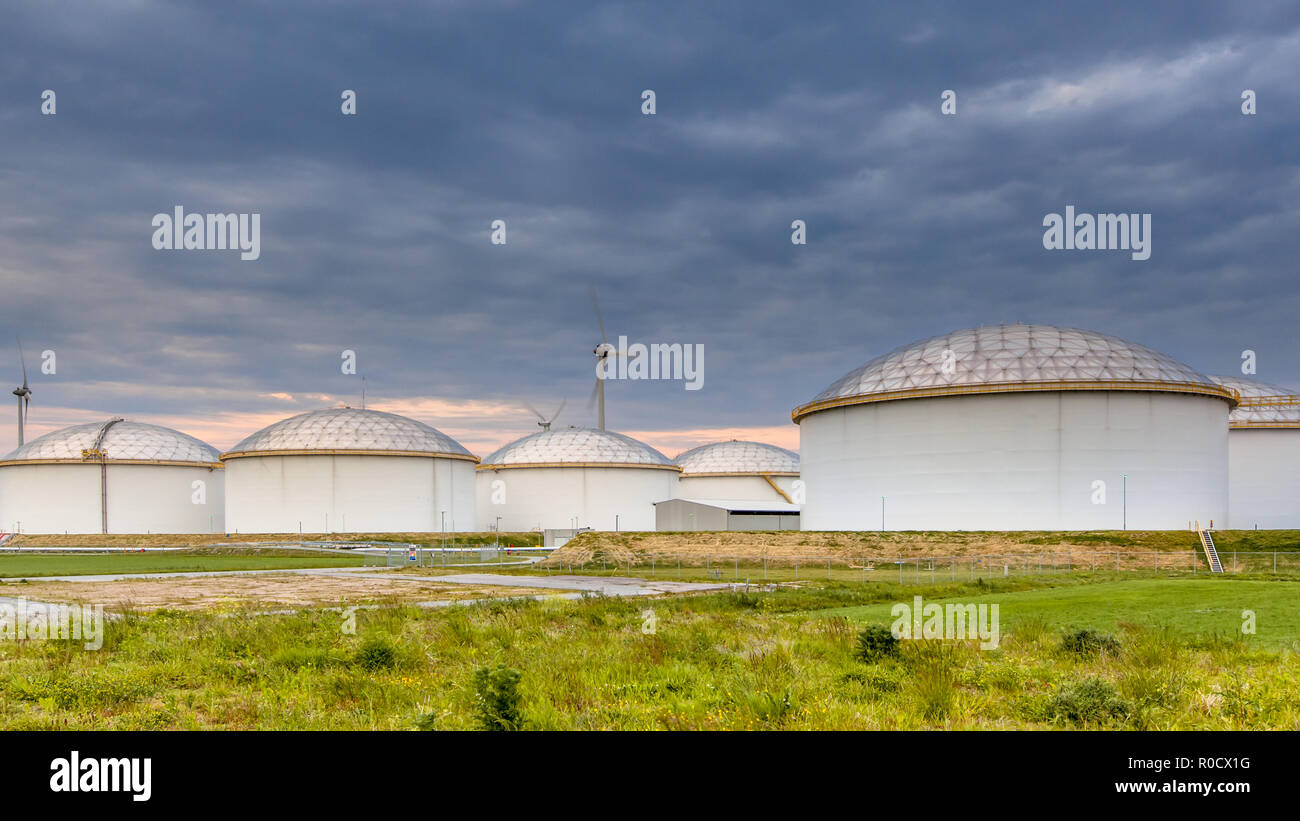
[[2, 574, 1299, 729], [811, 578, 1300, 649], [0, 551, 363, 578]]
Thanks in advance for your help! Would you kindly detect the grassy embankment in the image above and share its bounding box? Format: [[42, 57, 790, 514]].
[[2, 573, 1297, 730]]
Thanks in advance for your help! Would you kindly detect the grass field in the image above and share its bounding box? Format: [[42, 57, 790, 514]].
[[813, 578, 1300, 649], [2, 572, 1298, 729], [7, 532, 545, 549], [0, 551, 363, 578]]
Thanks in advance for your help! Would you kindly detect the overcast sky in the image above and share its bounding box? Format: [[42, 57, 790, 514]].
[[1, 0, 1297, 457]]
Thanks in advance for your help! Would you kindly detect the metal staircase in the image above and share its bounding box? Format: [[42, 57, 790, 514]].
[[1199, 528, 1224, 573]]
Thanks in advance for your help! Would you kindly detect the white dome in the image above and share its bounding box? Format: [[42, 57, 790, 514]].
[[674, 440, 799, 475], [224, 408, 475, 460], [0, 419, 220, 465], [795, 324, 1231, 421], [1210, 375, 1300, 427], [479, 428, 675, 469]]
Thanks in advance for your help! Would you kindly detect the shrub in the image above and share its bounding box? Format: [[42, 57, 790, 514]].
[[1061, 629, 1121, 657], [354, 638, 398, 671], [472, 664, 524, 731], [1039, 676, 1130, 726], [856, 625, 900, 663]]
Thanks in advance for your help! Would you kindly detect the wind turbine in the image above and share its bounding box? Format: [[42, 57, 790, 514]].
[[12, 341, 31, 447], [525, 399, 566, 431], [588, 286, 618, 430]]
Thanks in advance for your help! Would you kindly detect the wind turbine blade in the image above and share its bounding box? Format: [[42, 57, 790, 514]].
[[16, 339, 27, 388], [586, 379, 599, 412], [551, 398, 567, 422], [523, 402, 547, 422], [589, 286, 608, 345]]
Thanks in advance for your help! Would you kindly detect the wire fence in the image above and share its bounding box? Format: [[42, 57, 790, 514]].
[[533, 550, 1300, 583]]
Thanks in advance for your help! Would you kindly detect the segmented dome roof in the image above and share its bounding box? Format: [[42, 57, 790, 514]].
[[674, 440, 799, 475], [224, 408, 474, 459], [795, 324, 1231, 420], [0, 420, 220, 465], [1210, 375, 1300, 427], [479, 428, 675, 468]]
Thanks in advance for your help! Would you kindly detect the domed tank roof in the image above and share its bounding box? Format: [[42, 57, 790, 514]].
[[479, 428, 676, 469], [0, 419, 221, 465], [674, 440, 799, 475], [1210, 375, 1300, 427], [795, 324, 1233, 421], [223, 408, 476, 460]]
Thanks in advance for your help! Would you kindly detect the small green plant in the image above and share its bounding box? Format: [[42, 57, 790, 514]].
[[856, 624, 900, 663], [353, 638, 397, 671], [472, 664, 524, 731], [908, 643, 961, 722], [1037, 676, 1130, 726], [1061, 628, 1121, 657], [745, 690, 796, 726]]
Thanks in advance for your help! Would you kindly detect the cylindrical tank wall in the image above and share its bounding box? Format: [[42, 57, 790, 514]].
[[224, 454, 476, 533], [799, 391, 1228, 530], [0, 463, 225, 534], [476, 466, 678, 531], [1227, 429, 1300, 529], [676, 474, 798, 502]]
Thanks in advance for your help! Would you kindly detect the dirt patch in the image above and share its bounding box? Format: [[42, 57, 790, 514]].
[[0, 572, 549, 612]]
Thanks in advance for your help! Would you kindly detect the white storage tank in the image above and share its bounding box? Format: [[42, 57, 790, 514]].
[[794, 324, 1234, 531], [0, 418, 224, 534], [476, 428, 679, 532], [673, 440, 800, 504], [1210, 374, 1300, 529], [222, 408, 478, 533]]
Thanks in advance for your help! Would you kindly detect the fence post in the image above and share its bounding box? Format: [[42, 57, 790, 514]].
[[1274, 552, 1277, 573]]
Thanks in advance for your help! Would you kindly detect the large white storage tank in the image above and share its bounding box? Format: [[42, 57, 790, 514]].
[[222, 408, 478, 533], [0, 418, 224, 534], [1210, 375, 1300, 529], [476, 428, 679, 531], [794, 324, 1234, 531], [673, 440, 800, 503]]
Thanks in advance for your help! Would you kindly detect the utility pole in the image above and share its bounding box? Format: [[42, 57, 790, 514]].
[[1122, 474, 1127, 530]]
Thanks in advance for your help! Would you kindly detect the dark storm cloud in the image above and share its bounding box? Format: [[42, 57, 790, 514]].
[[1, 0, 1298, 452]]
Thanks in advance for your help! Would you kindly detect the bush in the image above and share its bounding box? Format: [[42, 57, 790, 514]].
[[473, 664, 524, 731], [856, 625, 900, 663], [353, 638, 398, 671], [1039, 677, 1130, 726], [1061, 629, 1121, 657]]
